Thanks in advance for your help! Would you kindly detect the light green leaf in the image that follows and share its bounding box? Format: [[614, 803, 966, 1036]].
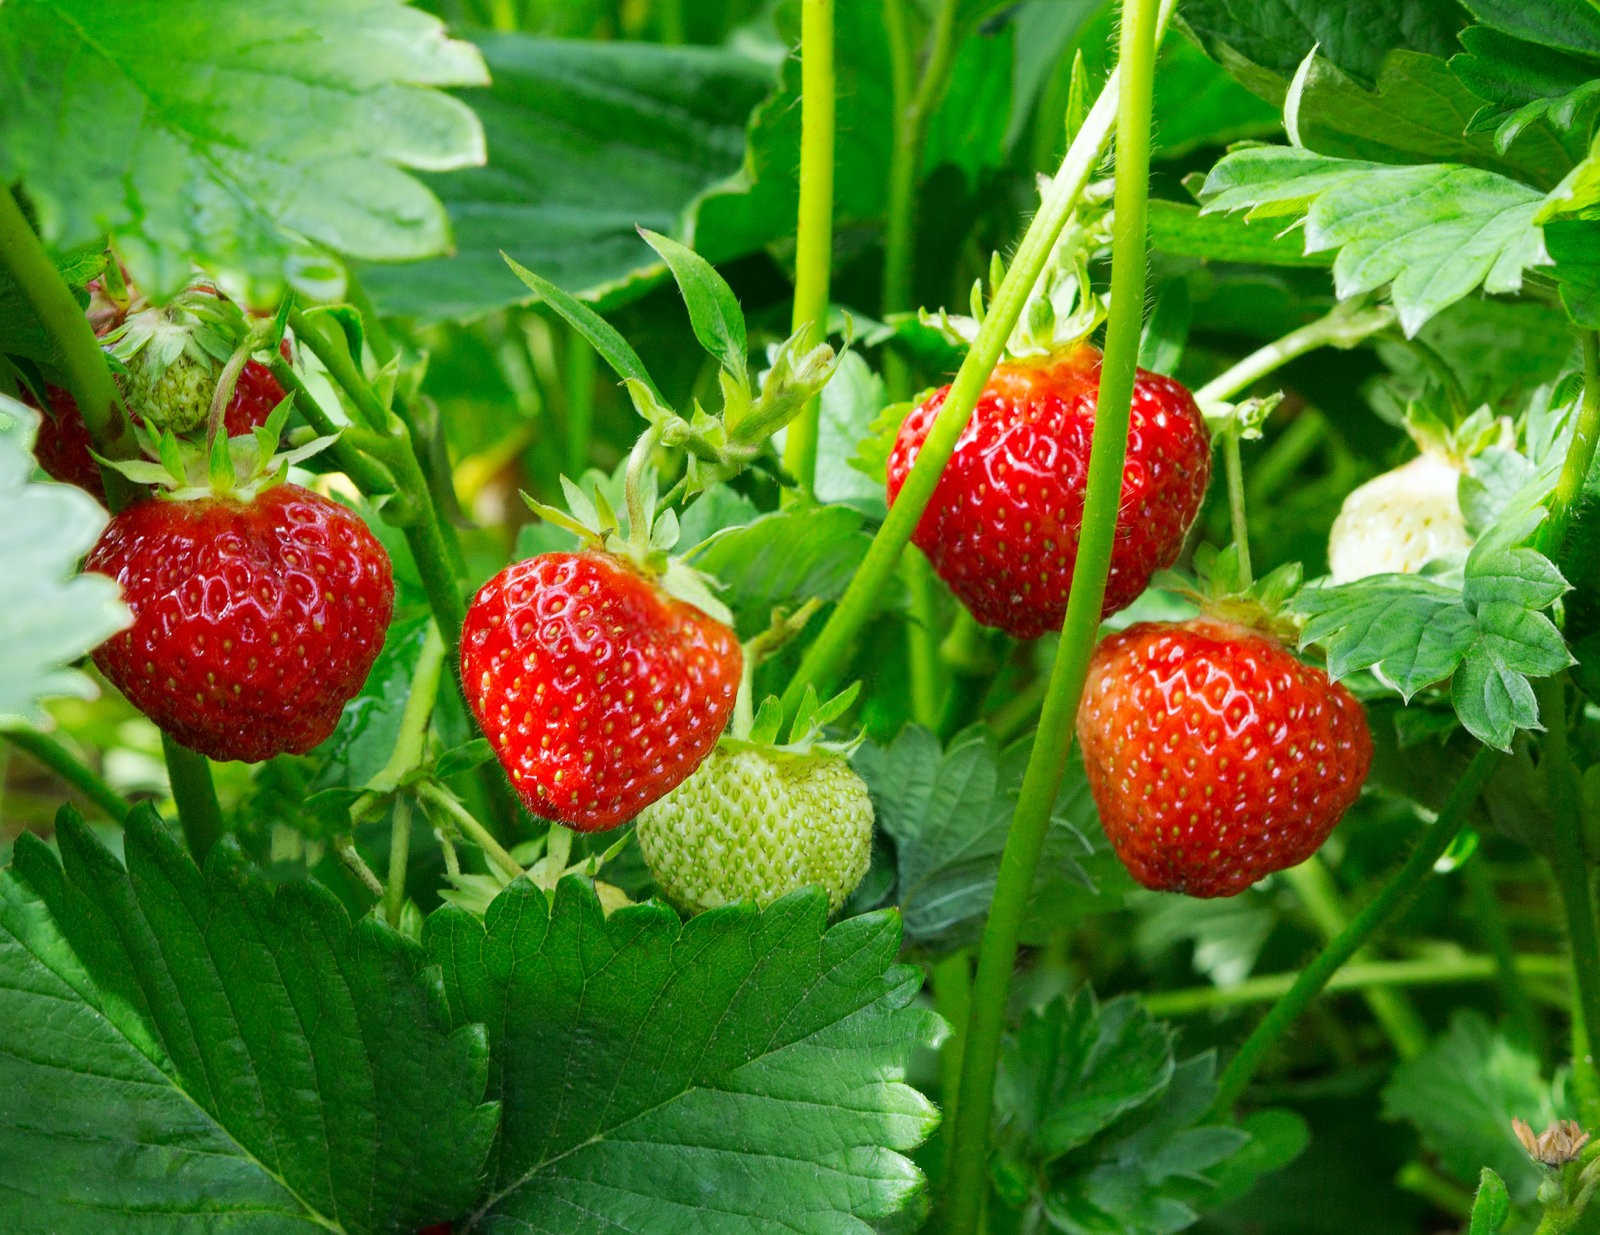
[[0, 808, 498, 1232], [1469, 1168, 1511, 1234], [637, 229, 748, 386], [0, 399, 129, 730], [0, 0, 487, 297], [424, 879, 940, 1233], [364, 33, 771, 323], [1295, 576, 1480, 696], [813, 352, 890, 519], [503, 257, 662, 401], [1200, 146, 1550, 335], [1383, 1010, 1572, 1203]]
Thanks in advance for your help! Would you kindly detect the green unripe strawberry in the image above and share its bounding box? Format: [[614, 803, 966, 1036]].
[[636, 745, 874, 914]]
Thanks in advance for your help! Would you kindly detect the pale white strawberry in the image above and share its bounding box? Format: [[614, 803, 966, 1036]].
[[1328, 453, 1472, 582]]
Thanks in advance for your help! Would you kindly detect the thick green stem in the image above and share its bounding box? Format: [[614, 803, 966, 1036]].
[[943, 3, 1162, 1226], [5, 728, 131, 822], [1142, 951, 1569, 1017], [781, 0, 836, 493], [1540, 674, 1600, 1125], [1545, 333, 1600, 553], [1210, 746, 1501, 1116], [930, 950, 973, 1159], [0, 188, 139, 506], [1283, 858, 1429, 1059], [1193, 304, 1397, 407], [881, 0, 959, 400], [162, 735, 224, 860], [778, 0, 1178, 725]]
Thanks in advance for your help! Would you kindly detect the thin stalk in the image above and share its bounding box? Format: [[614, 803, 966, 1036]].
[[336, 835, 386, 898], [162, 735, 224, 860], [1141, 951, 1569, 1018], [1210, 746, 1501, 1117], [1465, 856, 1544, 1052], [0, 188, 138, 506], [882, 0, 960, 400], [341, 273, 398, 367], [419, 782, 525, 882], [989, 675, 1046, 744], [5, 728, 131, 822], [1193, 304, 1397, 407], [289, 309, 389, 431], [1283, 859, 1429, 1059], [781, 0, 836, 493], [1540, 673, 1600, 1126], [904, 552, 945, 728], [778, 0, 1180, 724], [384, 798, 414, 928], [267, 357, 403, 502], [1223, 429, 1253, 582], [944, 3, 1162, 1227]]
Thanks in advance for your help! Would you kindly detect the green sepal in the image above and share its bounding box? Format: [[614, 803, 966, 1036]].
[[1157, 544, 1307, 644], [637, 228, 749, 390], [1203, 392, 1283, 441], [518, 490, 601, 544]]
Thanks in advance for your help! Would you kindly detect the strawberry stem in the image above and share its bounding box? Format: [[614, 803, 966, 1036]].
[[780, 0, 836, 494], [1192, 301, 1396, 408], [1209, 745, 1501, 1118], [162, 734, 224, 860], [419, 782, 526, 883], [1222, 428, 1254, 587], [0, 187, 140, 507], [384, 799, 414, 928], [203, 334, 259, 457], [776, 0, 1181, 726], [4, 728, 132, 823], [944, 0, 1163, 1225]]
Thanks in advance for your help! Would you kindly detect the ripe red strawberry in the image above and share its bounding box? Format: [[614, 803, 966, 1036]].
[[1076, 618, 1372, 898], [461, 551, 742, 831], [85, 484, 394, 763], [886, 344, 1211, 637]]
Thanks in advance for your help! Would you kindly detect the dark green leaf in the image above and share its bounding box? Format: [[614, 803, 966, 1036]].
[[1382, 1010, 1571, 1203], [363, 33, 771, 323], [0, 0, 487, 297], [0, 808, 497, 1232], [1452, 0, 1600, 151], [0, 398, 129, 729], [423, 879, 940, 1232], [307, 611, 433, 795], [1147, 200, 1331, 267]]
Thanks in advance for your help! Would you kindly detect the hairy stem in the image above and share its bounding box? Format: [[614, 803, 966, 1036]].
[[384, 798, 414, 928], [778, 0, 1179, 724], [944, 2, 1162, 1226], [419, 782, 525, 882], [1210, 746, 1501, 1117], [780, 0, 836, 493], [1223, 428, 1253, 584], [0, 188, 139, 506], [904, 553, 945, 729], [162, 735, 224, 860], [5, 728, 131, 822]]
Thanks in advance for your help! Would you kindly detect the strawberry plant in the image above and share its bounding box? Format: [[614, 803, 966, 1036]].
[[9, 0, 1600, 1233]]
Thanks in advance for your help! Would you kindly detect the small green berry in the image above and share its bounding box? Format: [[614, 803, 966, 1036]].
[[636, 745, 873, 914]]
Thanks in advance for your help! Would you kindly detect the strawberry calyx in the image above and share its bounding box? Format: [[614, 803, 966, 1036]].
[[94, 392, 336, 504], [1402, 399, 1511, 467], [1155, 543, 1305, 647], [721, 602, 863, 759]]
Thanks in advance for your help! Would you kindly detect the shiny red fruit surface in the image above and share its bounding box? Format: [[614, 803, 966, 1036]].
[[886, 345, 1211, 638], [1076, 619, 1372, 898], [85, 484, 394, 762], [461, 551, 742, 831]]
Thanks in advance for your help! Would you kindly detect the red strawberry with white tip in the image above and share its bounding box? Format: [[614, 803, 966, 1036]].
[[886, 344, 1210, 638]]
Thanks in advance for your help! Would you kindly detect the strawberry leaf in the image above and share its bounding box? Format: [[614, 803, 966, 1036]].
[[1199, 147, 1550, 336], [0, 399, 129, 729], [0, 806, 498, 1231], [638, 229, 749, 388], [1469, 1169, 1511, 1234], [503, 257, 662, 401], [0, 0, 487, 297], [1451, 0, 1600, 153], [1382, 1010, 1573, 1205], [423, 878, 940, 1232]]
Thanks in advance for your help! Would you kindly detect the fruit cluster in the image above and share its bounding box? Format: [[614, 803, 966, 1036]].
[[37, 283, 1373, 910]]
